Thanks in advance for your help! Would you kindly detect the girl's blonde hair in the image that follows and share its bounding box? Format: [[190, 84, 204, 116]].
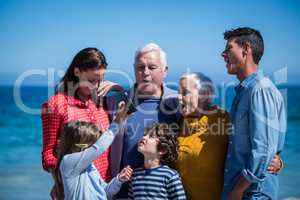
[[54, 121, 100, 199]]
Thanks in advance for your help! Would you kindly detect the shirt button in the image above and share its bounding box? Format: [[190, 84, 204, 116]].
[[225, 169, 228, 173], [229, 141, 233, 144], [91, 116, 95, 120]]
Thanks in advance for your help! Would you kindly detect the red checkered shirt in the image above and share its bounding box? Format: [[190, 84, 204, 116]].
[[41, 93, 112, 181]]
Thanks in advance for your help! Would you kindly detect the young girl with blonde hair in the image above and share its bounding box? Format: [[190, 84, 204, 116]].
[[54, 102, 132, 200]]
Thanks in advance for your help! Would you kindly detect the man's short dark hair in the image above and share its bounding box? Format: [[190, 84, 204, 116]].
[[145, 123, 178, 167], [224, 27, 264, 64]]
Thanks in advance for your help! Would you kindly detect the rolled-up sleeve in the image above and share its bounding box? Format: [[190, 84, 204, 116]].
[[242, 87, 281, 183], [41, 101, 61, 171]]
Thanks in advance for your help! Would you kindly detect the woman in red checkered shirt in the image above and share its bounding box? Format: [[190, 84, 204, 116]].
[[41, 48, 120, 199]]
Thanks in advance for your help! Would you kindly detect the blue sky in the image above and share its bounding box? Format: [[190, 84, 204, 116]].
[[0, 0, 300, 86]]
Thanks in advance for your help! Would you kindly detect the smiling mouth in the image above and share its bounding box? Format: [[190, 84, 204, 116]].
[[225, 60, 229, 65], [223, 56, 230, 66]]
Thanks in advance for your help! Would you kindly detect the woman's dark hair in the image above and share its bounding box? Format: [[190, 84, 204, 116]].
[[54, 121, 100, 200], [144, 123, 178, 167], [57, 47, 108, 95], [224, 27, 264, 65]]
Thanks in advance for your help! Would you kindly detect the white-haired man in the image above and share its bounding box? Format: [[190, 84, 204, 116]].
[[107, 43, 179, 199]]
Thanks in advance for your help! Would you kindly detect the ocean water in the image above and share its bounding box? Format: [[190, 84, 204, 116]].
[[0, 85, 299, 200]]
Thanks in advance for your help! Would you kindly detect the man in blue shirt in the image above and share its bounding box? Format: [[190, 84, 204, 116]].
[[221, 27, 286, 200], [107, 43, 179, 199]]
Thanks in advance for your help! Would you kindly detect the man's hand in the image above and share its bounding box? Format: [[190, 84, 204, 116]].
[[267, 154, 283, 174], [118, 165, 133, 182]]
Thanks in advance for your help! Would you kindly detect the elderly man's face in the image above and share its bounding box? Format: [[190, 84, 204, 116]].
[[134, 52, 167, 96]]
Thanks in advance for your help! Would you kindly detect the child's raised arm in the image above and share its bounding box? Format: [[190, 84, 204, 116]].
[[60, 102, 127, 175]]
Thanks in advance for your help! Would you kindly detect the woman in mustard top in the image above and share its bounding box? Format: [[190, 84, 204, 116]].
[[175, 72, 283, 200], [176, 72, 229, 200]]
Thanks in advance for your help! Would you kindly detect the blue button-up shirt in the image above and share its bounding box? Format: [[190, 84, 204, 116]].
[[222, 71, 286, 200]]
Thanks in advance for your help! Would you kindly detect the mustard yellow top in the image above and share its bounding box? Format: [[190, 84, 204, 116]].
[[176, 107, 229, 200]]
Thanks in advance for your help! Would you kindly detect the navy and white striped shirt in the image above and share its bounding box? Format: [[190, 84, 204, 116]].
[[128, 165, 186, 200]]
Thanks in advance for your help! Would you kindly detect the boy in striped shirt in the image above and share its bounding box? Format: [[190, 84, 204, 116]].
[[128, 123, 186, 200]]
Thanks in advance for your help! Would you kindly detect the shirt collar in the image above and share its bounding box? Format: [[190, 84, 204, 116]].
[[235, 70, 263, 91], [125, 83, 177, 111], [128, 83, 177, 100]]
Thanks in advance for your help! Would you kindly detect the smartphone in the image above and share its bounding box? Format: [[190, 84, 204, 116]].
[[123, 91, 136, 114]]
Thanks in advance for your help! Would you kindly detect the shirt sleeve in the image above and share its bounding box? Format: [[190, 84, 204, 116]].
[[104, 176, 123, 199], [62, 122, 121, 175], [41, 101, 61, 171], [276, 96, 287, 154], [242, 87, 284, 183], [167, 173, 187, 200]]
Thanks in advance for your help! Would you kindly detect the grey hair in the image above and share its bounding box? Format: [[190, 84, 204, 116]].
[[134, 43, 167, 68], [180, 72, 215, 105]]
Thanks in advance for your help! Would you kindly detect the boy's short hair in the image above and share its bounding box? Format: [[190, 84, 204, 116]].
[[145, 123, 178, 167]]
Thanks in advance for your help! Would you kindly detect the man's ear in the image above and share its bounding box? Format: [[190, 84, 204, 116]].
[[243, 42, 251, 57], [163, 66, 168, 78]]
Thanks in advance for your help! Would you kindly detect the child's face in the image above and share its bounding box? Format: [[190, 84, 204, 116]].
[[137, 131, 160, 157], [178, 78, 200, 117]]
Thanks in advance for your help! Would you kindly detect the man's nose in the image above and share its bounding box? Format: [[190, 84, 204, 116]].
[[221, 51, 226, 58], [143, 66, 150, 75]]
